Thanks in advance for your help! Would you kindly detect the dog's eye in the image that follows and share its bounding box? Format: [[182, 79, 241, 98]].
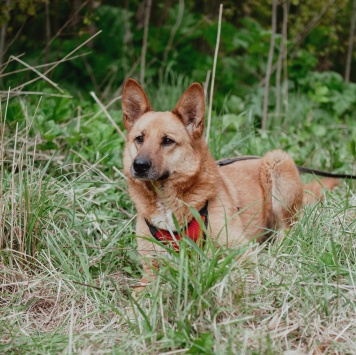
[[162, 137, 175, 146], [135, 135, 144, 144]]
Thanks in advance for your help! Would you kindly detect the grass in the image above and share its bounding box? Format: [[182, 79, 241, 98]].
[[1, 70, 356, 354]]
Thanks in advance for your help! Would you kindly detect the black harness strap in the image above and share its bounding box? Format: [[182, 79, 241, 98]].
[[217, 156, 260, 166], [217, 155, 356, 180]]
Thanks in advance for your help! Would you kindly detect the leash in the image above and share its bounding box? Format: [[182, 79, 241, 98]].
[[296, 166, 356, 180], [217, 156, 356, 180]]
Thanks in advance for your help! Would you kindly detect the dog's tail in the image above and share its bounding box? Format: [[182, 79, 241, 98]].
[[303, 178, 339, 205]]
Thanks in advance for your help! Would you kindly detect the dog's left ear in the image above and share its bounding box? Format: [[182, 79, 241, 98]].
[[172, 83, 205, 138], [122, 78, 153, 130]]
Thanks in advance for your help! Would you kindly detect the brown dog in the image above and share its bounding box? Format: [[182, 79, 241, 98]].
[[122, 78, 338, 286]]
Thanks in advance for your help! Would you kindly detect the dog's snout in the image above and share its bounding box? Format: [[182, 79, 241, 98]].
[[133, 157, 152, 174]]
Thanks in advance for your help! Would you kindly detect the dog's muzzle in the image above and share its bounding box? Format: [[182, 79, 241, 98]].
[[131, 157, 170, 181]]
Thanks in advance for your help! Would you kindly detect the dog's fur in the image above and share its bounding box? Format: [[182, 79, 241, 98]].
[[122, 78, 338, 286]]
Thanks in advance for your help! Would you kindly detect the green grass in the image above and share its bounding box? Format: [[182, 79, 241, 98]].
[[1, 76, 356, 354]]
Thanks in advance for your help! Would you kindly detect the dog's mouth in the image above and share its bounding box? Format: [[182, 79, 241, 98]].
[[130, 166, 170, 181]]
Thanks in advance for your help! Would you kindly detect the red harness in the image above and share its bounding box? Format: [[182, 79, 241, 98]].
[[145, 202, 209, 252]]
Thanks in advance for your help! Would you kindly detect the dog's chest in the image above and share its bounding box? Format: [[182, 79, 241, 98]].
[[151, 201, 177, 231]]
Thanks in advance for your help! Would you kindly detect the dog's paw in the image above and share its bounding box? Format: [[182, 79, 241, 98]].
[[131, 276, 150, 301], [131, 285, 148, 301]]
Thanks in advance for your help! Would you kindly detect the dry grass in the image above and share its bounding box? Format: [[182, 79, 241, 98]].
[[1, 55, 356, 354], [1, 196, 355, 354]]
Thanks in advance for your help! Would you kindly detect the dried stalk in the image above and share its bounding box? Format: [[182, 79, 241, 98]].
[[140, 0, 152, 86], [276, 0, 289, 120], [90, 91, 125, 140], [162, 0, 184, 65], [259, 0, 336, 88], [205, 4, 223, 144], [262, 0, 277, 130], [8, 31, 102, 94], [282, 0, 289, 114]]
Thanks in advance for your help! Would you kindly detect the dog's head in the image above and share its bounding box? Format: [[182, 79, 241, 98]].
[[122, 79, 205, 182]]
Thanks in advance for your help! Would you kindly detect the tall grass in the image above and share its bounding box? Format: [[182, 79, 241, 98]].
[[1, 73, 356, 354]]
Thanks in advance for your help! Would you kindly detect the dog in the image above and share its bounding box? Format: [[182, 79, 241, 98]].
[[122, 78, 339, 288]]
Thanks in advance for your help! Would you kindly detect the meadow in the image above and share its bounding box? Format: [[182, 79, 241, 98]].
[[1, 69, 355, 353], [1, 1, 356, 353]]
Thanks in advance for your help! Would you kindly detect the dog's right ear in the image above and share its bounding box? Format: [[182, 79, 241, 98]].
[[122, 79, 152, 130]]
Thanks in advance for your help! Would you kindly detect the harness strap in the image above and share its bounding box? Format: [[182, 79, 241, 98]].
[[217, 156, 260, 166], [145, 202, 208, 252], [217, 155, 356, 180]]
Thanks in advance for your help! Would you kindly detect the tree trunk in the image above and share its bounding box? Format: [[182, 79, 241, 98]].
[[45, 0, 51, 63], [0, 0, 11, 73]]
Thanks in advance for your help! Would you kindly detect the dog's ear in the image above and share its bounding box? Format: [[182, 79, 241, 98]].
[[172, 83, 205, 138], [122, 78, 152, 130]]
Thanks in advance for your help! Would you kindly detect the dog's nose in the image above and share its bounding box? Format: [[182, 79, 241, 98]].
[[133, 157, 152, 174]]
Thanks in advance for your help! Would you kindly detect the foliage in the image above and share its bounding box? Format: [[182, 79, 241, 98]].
[[2, 0, 356, 113], [1, 0, 356, 353]]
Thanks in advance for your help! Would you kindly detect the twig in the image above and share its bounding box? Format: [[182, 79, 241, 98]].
[[140, 0, 152, 86], [0, 52, 91, 78], [39, 0, 90, 59], [113, 166, 127, 181], [205, 4, 223, 144], [90, 91, 125, 140], [113, 58, 140, 97], [1, 13, 25, 69], [0, 52, 25, 70], [84, 95, 122, 125], [9, 55, 64, 93], [1, 91, 72, 101], [10, 31, 102, 93], [203, 70, 211, 103], [275, 0, 289, 120], [299, 281, 355, 290], [162, 0, 184, 65], [291, 0, 336, 56], [259, 0, 336, 88], [82, 55, 100, 93], [261, 0, 277, 130], [68, 300, 74, 355], [45, 0, 51, 63], [71, 280, 101, 290], [282, 0, 289, 114], [275, 36, 282, 119], [69, 148, 126, 194], [159, 349, 189, 355]]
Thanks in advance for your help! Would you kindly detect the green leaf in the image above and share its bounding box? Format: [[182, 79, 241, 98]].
[[320, 252, 335, 267], [311, 124, 326, 137], [187, 333, 214, 354]]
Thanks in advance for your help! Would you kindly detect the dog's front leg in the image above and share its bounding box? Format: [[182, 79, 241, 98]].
[[133, 216, 163, 295], [136, 237, 159, 282]]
